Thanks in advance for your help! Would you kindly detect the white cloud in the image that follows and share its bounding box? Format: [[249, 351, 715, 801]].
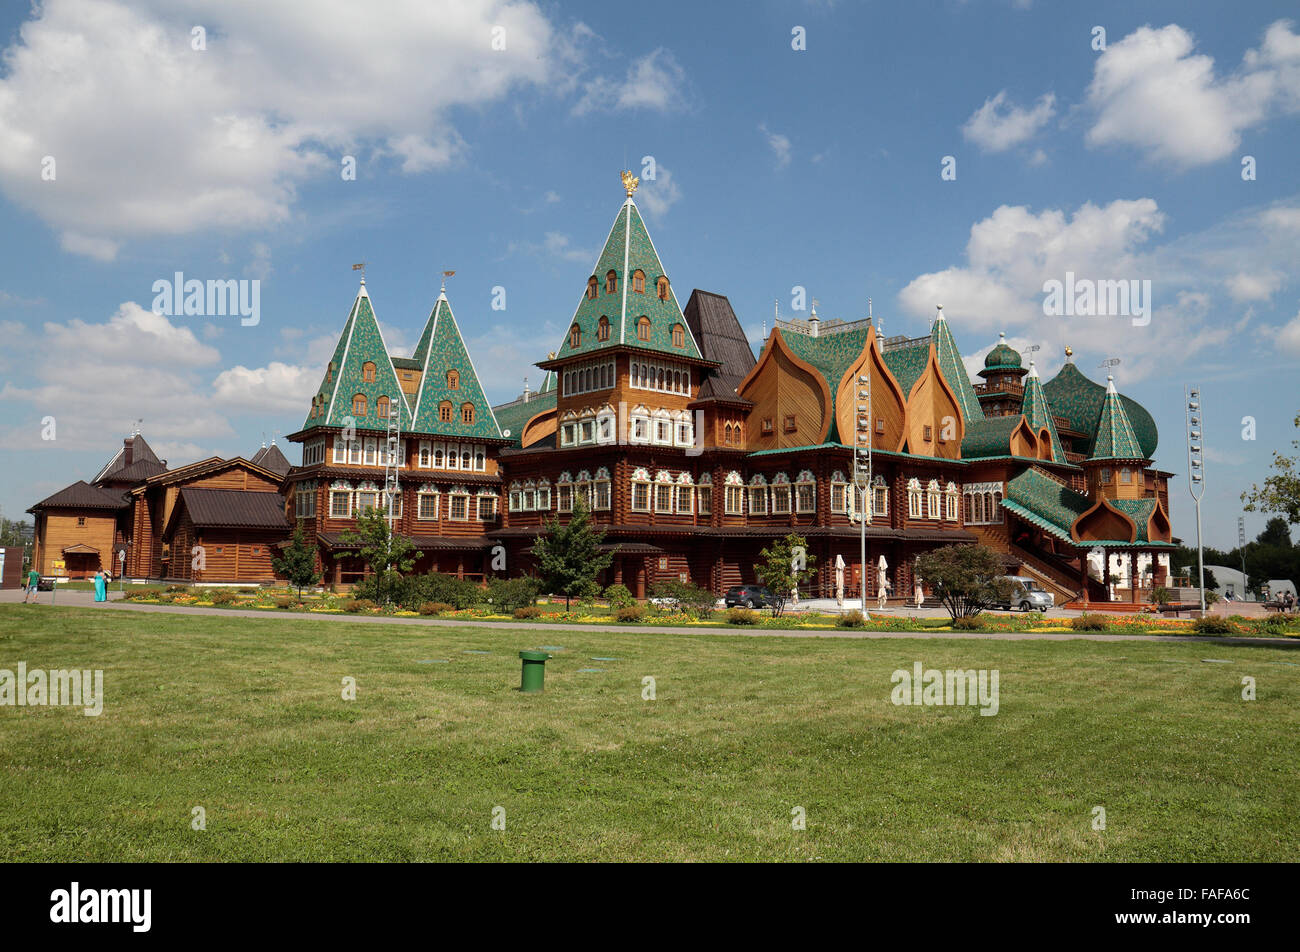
[[962, 91, 1056, 152], [1279, 309, 1300, 356], [508, 231, 594, 263], [898, 198, 1165, 331], [573, 48, 688, 116], [0, 0, 569, 257], [1225, 270, 1284, 302], [637, 166, 681, 218], [1085, 20, 1300, 168], [759, 123, 792, 169], [212, 361, 317, 413]]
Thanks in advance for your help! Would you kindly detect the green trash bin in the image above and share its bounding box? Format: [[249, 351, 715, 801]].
[[518, 650, 552, 693]]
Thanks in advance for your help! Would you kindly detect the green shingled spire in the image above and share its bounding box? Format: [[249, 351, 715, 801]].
[[410, 293, 502, 440], [553, 194, 703, 361], [303, 282, 411, 432], [1022, 361, 1066, 462], [930, 306, 984, 423], [1091, 375, 1146, 461]]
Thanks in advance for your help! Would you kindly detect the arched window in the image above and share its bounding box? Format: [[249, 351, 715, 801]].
[[945, 482, 959, 521], [632, 269, 645, 293], [376, 395, 390, 421], [656, 275, 669, 300], [907, 478, 923, 519], [672, 324, 685, 348], [447, 369, 459, 390], [926, 479, 941, 519], [637, 316, 651, 342], [587, 276, 598, 300], [597, 316, 610, 341], [569, 324, 581, 348], [872, 475, 889, 518], [352, 393, 367, 416], [362, 361, 376, 383], [605, 270, 618, 294], [461, 403, 475, 425], [438, 401, 452, 423]]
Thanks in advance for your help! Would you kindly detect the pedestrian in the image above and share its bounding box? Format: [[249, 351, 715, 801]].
[[23, 567, 40, 604], [93, 568, 107, 603]]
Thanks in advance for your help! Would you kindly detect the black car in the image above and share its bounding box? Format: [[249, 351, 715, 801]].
[[724, 584, 780, 609]]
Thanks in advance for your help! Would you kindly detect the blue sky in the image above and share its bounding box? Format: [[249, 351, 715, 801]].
[[0, 0, 1297, 550]]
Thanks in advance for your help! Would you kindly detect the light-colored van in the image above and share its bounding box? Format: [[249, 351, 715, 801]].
[[992, 576, 1054, 612]]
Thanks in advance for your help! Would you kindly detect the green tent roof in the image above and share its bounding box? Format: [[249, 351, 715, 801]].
[[410, 295, 502, 440], [553, 199, 702, 362], [1022, 368, 1066, 462], [1090, 377, 1146, 461], [302, 284, 412, 433], [1042, 361, 1157, 458]]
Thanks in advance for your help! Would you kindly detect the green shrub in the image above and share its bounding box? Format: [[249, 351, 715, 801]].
[[615, 605, 645, 623], [487, 576, 542, 612], [1255, 614, 1290, 634], [418, 602, 454, 616], [727, 608, 759, 625], [837, 610, 865, 628], [343, 598, 377, 613], [1194, 615, 1234, 634], [1070, 613, 1110, 631], [513, 606, 543, 619], [392, 572, 484, 611], [650, 580, 718, 619], [274, 596, 293, 609], [209, 589, 237, 605], [952, 615, 985, 630], [603, 584, 635, 610]]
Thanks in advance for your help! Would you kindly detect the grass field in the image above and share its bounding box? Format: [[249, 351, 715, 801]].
[[0, 603, 1296, 861]]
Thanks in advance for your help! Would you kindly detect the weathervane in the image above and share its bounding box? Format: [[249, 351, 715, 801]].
[[441, 270, 456, 293], [352, 261, 366, 283], [621, 169, 639, 197], [1099, 357, 1122, 370]]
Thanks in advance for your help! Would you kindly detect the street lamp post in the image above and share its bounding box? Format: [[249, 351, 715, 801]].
[[1238, 516, 1248, 601], [1185, 386, 1206, 614], [854, 373, 872, 615]]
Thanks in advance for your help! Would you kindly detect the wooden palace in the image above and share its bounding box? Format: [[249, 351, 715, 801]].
[[30, 172, 1177, 608]]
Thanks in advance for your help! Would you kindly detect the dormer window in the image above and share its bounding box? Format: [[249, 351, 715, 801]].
[[569, 324, 581, 348], [637, 316, 651, 342], [362, 361, 376, 383], [633, 269, 645, 293], [447, 369, 460, 390], [598, 316, 610, 342], [672, 324, 685, 348], [587, 276, 598, 300], [461, 403, 475, 425], [605, 270, 618, 294], [439, 401, 452, 423], [376, 395, 390, 421], [656, 276, 669, 300], [352, 394, 367, 416]]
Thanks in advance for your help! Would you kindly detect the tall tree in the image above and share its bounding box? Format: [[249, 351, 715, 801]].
[[916, 544, 1016, 620], [1242, 412, 1300, 525], [532, 496, 612, 609], [272, 523, 322, 601], [755, 533, 817, 617], [336, 508, 416, 607]]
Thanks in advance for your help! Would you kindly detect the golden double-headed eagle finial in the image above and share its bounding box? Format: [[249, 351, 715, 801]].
[[621, 169, 639, 197]]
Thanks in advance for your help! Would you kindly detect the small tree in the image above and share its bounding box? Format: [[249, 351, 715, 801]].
[[1242, 412, 1300, 525], [335, 508, 417, 608], [272, 522, 322, 602], [755, 533, 817, 617], [915, 544, 1015, 620], [533, 495, 613, 609]]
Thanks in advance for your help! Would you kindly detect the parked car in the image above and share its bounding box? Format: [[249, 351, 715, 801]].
[[724, 584, 780, 609], [990, 575, 1053, 612]]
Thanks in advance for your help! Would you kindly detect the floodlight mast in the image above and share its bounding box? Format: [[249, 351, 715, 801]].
[[854, 369, 872, 617], [1185, 385, 1206, 614]]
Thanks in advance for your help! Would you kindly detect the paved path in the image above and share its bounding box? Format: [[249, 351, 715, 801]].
[[3, 590, 1294, 647]]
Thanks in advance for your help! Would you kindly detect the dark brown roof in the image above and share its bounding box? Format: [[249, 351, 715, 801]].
[[101, 458, 168, 484], [92, 434, 163, 483], [29, 480, 128, 513], [683, 290, 756, 402], [178, 488, 287, 529], [250, 444, 292, 476]]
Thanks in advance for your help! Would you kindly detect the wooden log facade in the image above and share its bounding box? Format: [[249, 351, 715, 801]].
[[31, 178, 1177, 604]]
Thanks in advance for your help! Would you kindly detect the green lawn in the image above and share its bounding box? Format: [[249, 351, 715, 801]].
[[0, 604, 1296, 862]]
